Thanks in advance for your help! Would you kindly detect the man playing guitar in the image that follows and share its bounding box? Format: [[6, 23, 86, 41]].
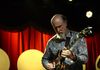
[[42, 14, 89, 70]]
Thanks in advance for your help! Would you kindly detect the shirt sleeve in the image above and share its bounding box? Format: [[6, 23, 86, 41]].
[[75, 38, 88, 64], [64, 37, 88, 65], [42, 41, 53, 69]]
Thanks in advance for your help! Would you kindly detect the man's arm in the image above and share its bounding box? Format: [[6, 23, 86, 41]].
[[75, 38, 88, 63], [42, 41, 55, 69], [63, 38, 88, 65]]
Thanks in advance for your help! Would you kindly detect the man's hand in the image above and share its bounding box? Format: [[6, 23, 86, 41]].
[[61, 47, 76, 60], [47, 62, 55, 70]]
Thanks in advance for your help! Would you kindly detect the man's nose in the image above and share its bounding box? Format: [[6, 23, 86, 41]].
[[57, 27, 61, 32]]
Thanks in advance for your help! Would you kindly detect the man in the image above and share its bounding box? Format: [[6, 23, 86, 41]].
[[42, 14, 88, 70]]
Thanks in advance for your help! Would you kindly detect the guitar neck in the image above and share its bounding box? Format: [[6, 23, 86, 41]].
[[69, 32, 82, 51]]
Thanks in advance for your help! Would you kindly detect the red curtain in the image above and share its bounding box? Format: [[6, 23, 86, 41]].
[[0, 27, 52, 70], [0, 27, 100, 70], [86, 32, 100, 70]]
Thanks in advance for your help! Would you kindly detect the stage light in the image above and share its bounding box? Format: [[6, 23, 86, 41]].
[[96, 55, 100, 70], [68, 0, 73, 2], [86, 11, 93, 18], [17, 49, 46, 70], [0, 48, 10, 70]]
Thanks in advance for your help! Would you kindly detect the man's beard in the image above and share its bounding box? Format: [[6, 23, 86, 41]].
[[57, 33, 66, 39]]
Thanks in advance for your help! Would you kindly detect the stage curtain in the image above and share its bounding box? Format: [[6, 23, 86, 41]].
[[0, 27, 100, 70], [86, 32, 100, 70], [0, 27, 51, 70]]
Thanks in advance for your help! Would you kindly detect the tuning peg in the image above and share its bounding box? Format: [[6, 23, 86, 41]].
[[87, 27, 92, 29], [89, 30, 92, 34]]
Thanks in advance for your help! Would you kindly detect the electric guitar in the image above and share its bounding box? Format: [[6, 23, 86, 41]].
[[50, 27, 92, 70]]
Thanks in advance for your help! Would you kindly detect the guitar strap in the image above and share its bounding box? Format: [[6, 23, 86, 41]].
[[65, 31, 72, 48], [60, 32, 71, 62], [65, 37, 70, 48]]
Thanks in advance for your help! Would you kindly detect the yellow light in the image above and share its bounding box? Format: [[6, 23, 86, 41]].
[[83, 64, 86, 70], [17, 49, 46, 70], [0, 48, 10, 70], [96, 55, 100, 70], [86, 11, 93, 18]]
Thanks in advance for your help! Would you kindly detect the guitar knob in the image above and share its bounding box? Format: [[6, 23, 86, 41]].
[[88, 27, 92, 29]]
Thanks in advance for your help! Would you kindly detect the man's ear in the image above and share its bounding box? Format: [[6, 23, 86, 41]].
[[64, 21, 67, 27], [66, 23, 67, 27]]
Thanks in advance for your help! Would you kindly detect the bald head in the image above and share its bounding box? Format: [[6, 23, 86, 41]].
[[50, 14, 68, 36], [51, 14, 67, 25]]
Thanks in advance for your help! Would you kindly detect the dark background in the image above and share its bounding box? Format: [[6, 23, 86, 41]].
[[0, 1, 100, 70], [0, 0, 100, 33]]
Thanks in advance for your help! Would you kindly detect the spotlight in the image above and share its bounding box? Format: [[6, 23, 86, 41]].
[[86, 11, 93, 18], [68, 0, 73, 2]]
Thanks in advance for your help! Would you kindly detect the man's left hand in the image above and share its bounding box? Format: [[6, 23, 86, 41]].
[[61, 47, 76, 60]]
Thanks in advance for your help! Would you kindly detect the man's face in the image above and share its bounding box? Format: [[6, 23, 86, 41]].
[[53, 17, 67, 36]]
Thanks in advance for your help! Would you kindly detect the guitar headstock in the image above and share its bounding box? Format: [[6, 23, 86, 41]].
[[77, 27, 93, 38]]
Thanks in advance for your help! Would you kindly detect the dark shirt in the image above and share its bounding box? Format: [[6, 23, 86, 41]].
[[42, 30, 88, 70]]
